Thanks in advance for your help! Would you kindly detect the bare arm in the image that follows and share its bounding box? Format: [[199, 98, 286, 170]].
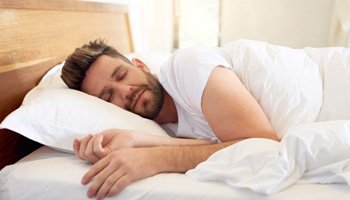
[[202, 66, 279, 141], [73, 129, 214, 163], [132, 131, 215, 147], [149, 140, 240, 172], [82, 139, 241, 199]]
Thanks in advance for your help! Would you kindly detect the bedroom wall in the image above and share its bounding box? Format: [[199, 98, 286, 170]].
[[220, 0, 335, 48], [82, 0, 350, 50], [80, 0, 174, 53], [329, 0, 350, 47]]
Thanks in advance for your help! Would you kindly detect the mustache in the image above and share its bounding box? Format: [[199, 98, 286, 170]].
[[125, 85, 148, 111]]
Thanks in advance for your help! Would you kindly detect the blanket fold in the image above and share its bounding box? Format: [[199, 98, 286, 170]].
[[187, 121, 350, 194]]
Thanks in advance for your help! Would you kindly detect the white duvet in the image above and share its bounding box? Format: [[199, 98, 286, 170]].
[[186, 40, 350, 194]]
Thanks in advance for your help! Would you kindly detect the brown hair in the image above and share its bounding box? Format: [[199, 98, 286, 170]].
[[61, 39, 131, 90]]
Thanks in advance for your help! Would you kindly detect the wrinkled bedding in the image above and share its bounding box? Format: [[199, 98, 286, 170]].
[[186, 40, 350, 194]]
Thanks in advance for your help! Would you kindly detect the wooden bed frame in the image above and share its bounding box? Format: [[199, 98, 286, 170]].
[[0, 0, 134, 170]]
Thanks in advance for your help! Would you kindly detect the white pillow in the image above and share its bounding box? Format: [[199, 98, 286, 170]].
[[0, 52, 171, 152]]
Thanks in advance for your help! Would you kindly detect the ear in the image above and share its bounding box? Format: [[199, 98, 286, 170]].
[[131, 58, 151, 73]]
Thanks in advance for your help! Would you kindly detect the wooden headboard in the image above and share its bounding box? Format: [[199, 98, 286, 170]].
[[0, 0, 134, 169]]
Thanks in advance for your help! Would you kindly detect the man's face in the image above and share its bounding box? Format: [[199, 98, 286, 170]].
[[81, 55, 164, 119]]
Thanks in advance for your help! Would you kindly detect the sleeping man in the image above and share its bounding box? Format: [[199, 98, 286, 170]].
[[61, 39, 349, 199]]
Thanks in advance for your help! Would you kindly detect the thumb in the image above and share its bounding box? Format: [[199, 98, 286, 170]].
[[93, 134, 110, 158]]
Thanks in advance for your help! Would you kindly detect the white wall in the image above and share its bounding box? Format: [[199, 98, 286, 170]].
[[127, 0, 173, 52], [81, 0, 173, 53], [82, 0, 350, 50], [220, 0, 334, 48], [330, 0, 350, 47]]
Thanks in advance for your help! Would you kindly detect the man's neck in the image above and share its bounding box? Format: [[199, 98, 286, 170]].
[[154, 89, 178, 124]]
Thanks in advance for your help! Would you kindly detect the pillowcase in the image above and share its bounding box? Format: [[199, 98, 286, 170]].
[[0, 52, 171, 152]]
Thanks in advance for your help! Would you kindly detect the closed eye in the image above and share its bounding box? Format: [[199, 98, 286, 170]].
[[116, 69, 127, 81], [111, 65, 128, 81]]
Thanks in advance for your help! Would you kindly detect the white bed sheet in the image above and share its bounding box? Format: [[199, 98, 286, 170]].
[[1, 146, 350, 200]]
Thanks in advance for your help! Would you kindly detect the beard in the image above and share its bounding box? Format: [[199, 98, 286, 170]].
[[125, 72, 164, 119]]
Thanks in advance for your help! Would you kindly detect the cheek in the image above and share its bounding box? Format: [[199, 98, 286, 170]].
[[136, 91, 149, 108], [135, 90, 153, 111], [111, 97, 125, 109]]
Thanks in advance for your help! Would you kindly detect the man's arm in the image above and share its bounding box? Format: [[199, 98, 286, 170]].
[[73, 129, 215, 163], [150, 140, 241, 172], [81, 140, 241, 199], [202, 66, 279, 141]]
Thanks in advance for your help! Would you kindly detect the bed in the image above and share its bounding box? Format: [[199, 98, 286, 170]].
[[1, 0, 350, 199]]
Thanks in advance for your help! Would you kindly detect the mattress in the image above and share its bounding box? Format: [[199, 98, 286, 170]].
[[1, 146, 349, 200]]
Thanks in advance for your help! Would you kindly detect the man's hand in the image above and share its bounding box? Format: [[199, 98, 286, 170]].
[[73, 129, 135, 163], [81, 147, 159, 200], [80, 139, 242, 199]]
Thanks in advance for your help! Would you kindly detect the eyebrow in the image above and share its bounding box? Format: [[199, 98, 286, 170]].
[[97, 65, 123, 99]]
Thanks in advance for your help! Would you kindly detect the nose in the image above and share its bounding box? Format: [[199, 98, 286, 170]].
[[111, 82, 133, 102]]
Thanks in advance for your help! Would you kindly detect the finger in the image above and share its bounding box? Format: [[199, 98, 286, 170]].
[[85, 161, 122, 198], [93, 134, 106, 158], [73, 139, 80, 156], [79, 134, 93, 160], [95, 167, 126, 200], [85, 135, 100, 163], [107, 175, 130, 197], [81, 155, 111, 185]]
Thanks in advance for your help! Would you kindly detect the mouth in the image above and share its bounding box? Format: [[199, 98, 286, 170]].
[[132, 89, 145, 111]]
